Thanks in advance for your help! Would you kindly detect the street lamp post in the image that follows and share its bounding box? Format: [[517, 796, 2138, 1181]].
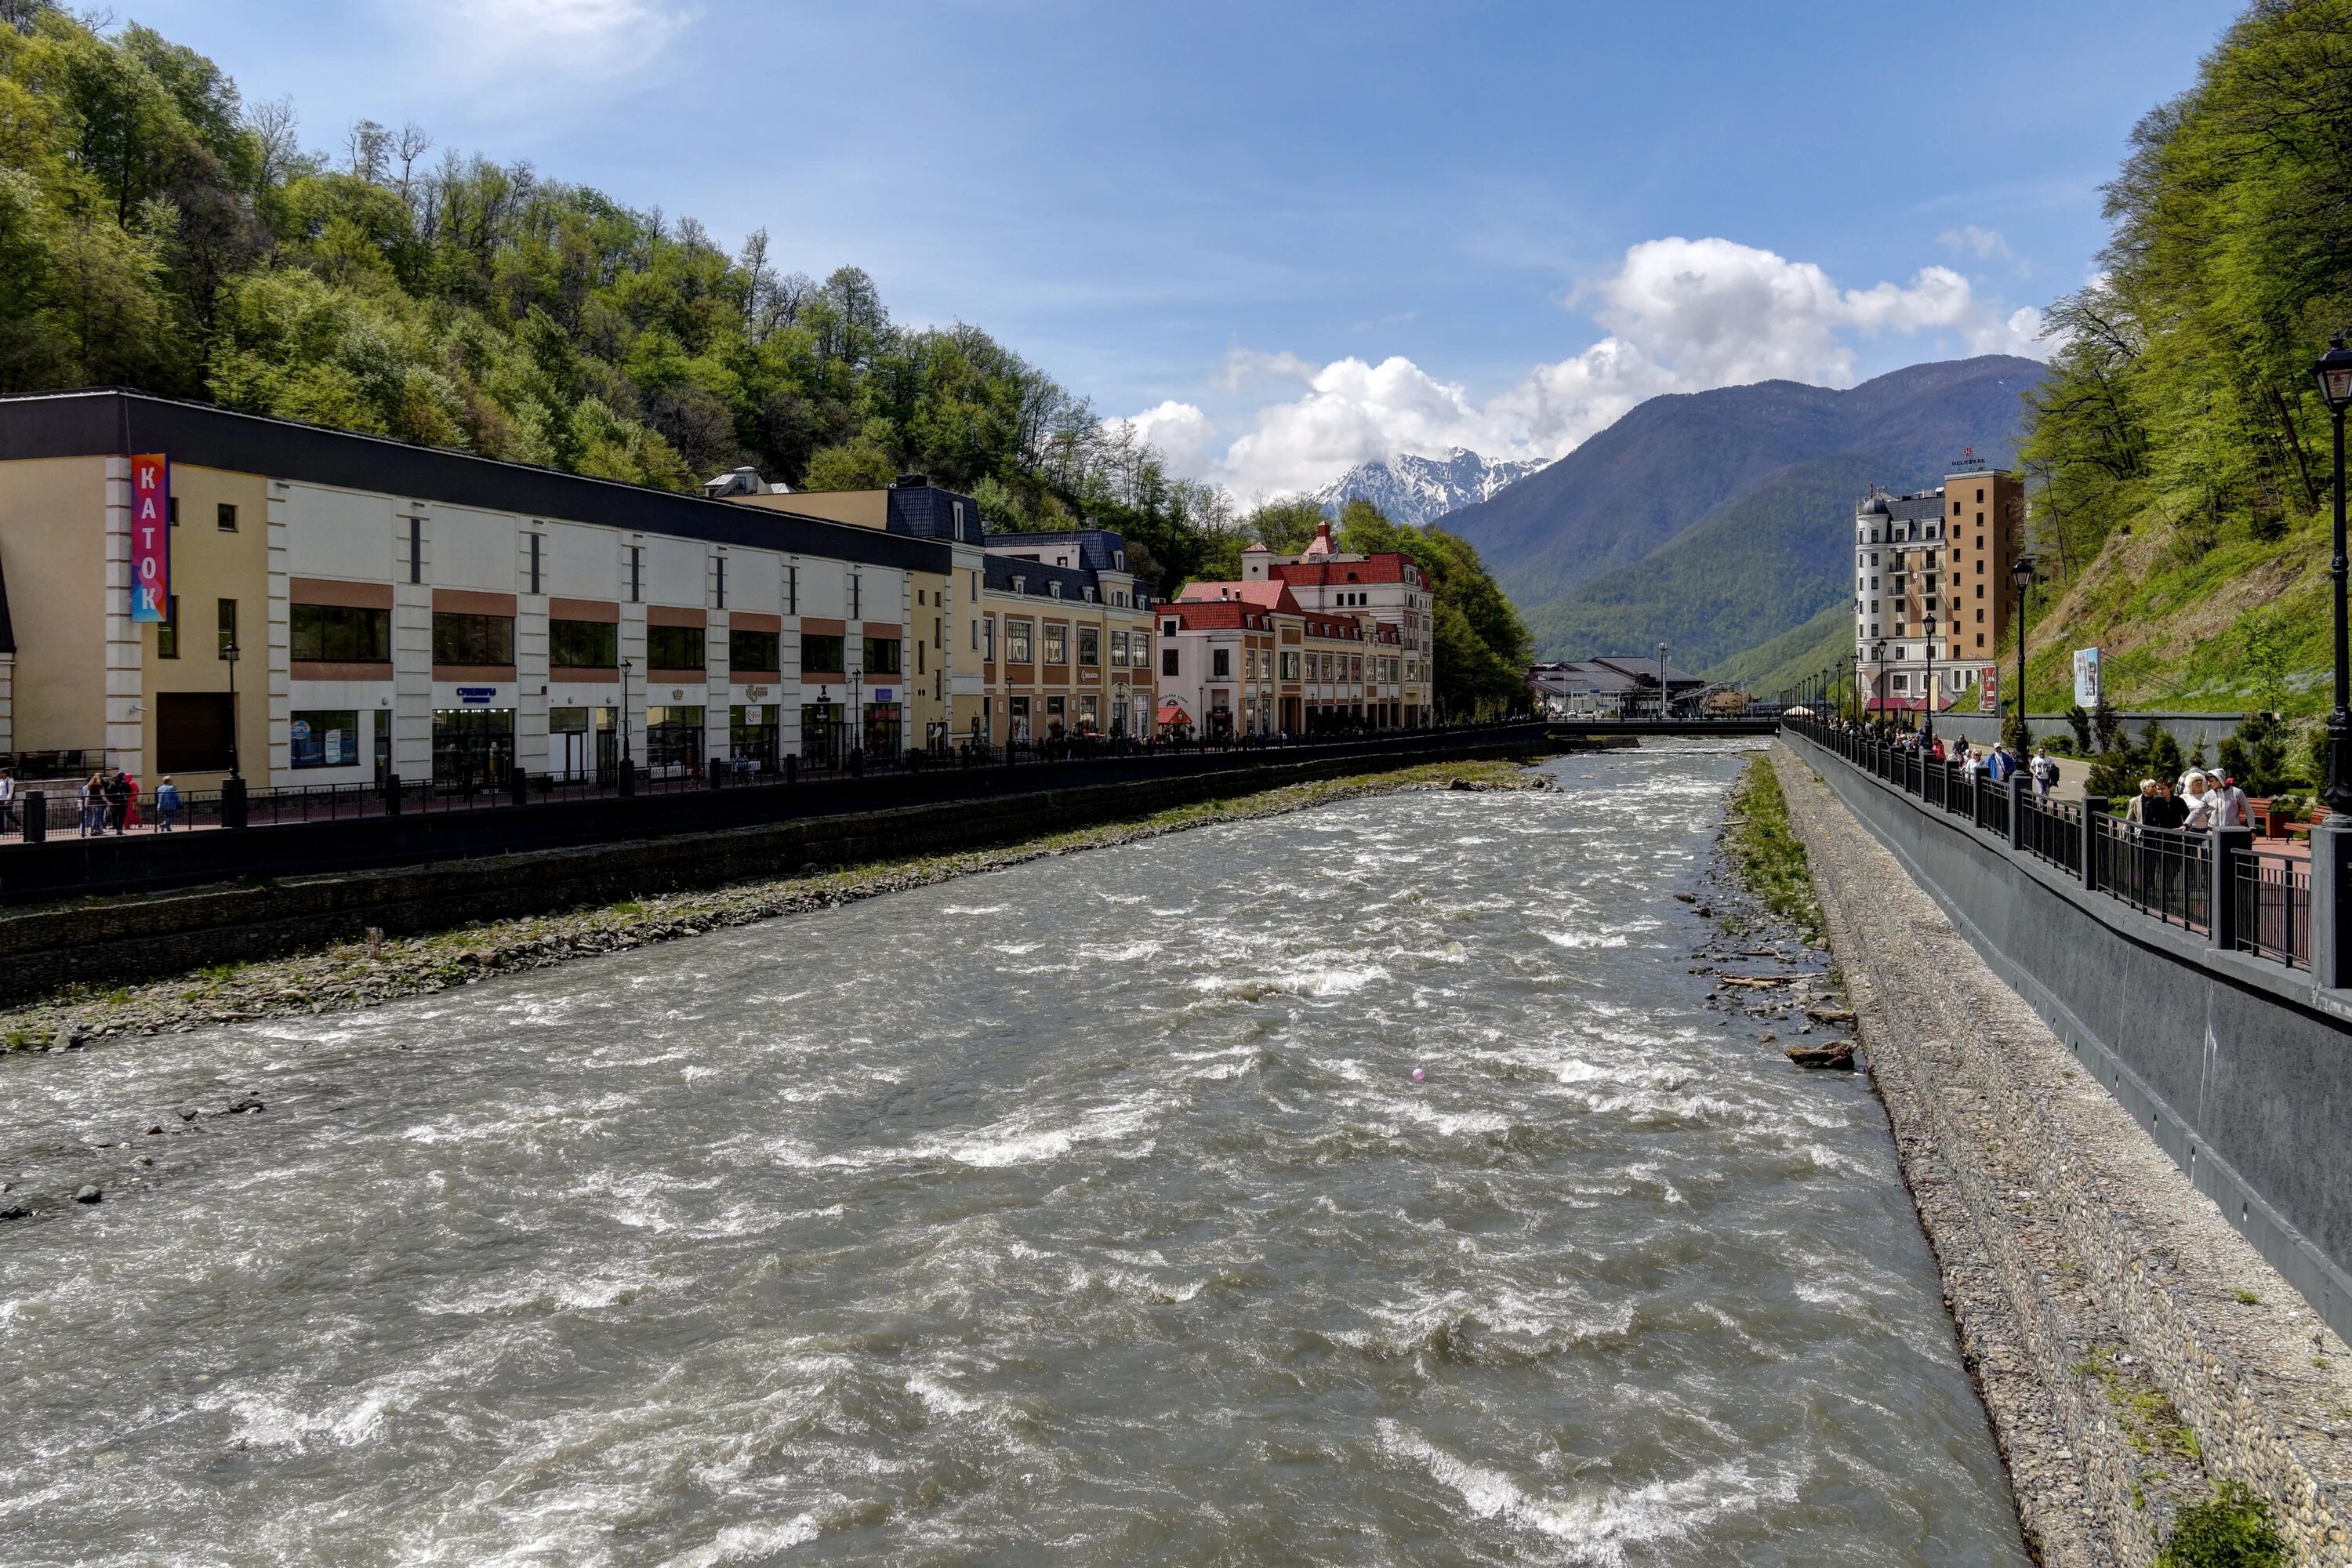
[[1657, 641, 1668, 721], [1870, 636, 1887, 730], [1923, 626, 1938, 746], [2310, 333, 2352, 987], [2010, 554, 2037, 750], [2316, 333, 2352, 815]]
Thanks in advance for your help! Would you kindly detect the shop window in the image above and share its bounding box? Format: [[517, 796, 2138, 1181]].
[[1077, 626, 1100, 666], [1042, 624, 1068, 664], [644, 705, 705, 774], [292, 604, 391, 662], [646, 624, 704, 669], [1005, 622, 1032, 664], [290, 710, 360, 769], [431, 612, 514, 666], [862, 637, 902, 675], [431, 707, 515, 789], [549, 619, 619, 669]]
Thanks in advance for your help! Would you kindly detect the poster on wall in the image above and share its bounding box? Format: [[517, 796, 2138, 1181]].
[[1980, 666, 1999, 713], [129, 452, 169, 623], [2073, 647, 2103, 707]]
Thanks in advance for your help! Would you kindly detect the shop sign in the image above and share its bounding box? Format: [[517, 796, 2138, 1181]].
[[129, 453, 169, 622], [456, 686, 496, 706], [1980, 667, 1999, 713], [872, 688, 893, 701]]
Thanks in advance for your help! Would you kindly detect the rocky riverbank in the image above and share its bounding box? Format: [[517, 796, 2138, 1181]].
[[1772, 743, 2344, 1567], [0, 757, 1544, 1061]]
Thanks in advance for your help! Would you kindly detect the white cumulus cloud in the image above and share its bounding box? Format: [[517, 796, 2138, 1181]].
[[1150, 235, 2051, 499], [1938, 225, 2015, 261], [405, 0, 697, 85]]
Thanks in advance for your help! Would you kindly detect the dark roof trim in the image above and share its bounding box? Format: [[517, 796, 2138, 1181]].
[[0, 390, 953, 575]]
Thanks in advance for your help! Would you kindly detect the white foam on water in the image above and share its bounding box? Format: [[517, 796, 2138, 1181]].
[[659, 1516, 821, 1567], [938, 904, 1009, 916]]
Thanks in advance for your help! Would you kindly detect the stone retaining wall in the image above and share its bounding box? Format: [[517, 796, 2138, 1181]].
[[1776, 744, 2352, 1565]]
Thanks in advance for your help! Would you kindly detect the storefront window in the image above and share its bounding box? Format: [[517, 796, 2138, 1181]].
[[1005, 621, 1033, 663], [800, 700, 846, 768], [1008, 696, 1030, 741], [862, 702, 903, 757], [290, 710, 359, 768], [728, 704, 781, 773], [1111, 630, 1128, 666], [645, 705, 705, 774], [431, 707, 515, 788], [1077, 626, 1100, 666], [548, 706, 617, 782], [1043, 624, 1068, 665]]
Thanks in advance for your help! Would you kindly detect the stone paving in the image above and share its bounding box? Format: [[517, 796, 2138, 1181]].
[[1774, 742, 2352, 1566]]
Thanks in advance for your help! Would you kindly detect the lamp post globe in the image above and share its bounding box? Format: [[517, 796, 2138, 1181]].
[[2315, 333, 2352, 815]]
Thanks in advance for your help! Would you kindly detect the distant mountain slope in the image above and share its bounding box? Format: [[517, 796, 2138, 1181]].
[[1311, 448, 1541, 527], [1441, 356, 2046, 609], [1704, 602, 1851, 698]]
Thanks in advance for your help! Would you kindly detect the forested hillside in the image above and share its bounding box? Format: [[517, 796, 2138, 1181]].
[[2017, 0, 2352, 713], [0, 2, 1239, 582]]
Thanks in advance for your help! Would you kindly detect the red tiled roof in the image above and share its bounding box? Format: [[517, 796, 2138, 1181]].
[[1175, 579, 1301, 612], [1270, 554, 1417, 586], [1160, 600, 1281, 631]]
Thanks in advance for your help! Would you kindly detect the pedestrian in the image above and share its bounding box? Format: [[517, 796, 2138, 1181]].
[[78, 771, 104, 837], [2211, 773, 2250, 830], [2145, 779, 2188, 831], [154, 775, 180, 832], [2030, 748, 2059, 801], [2124, 778, 2156, 827], [1929, 736, 1947, 764], [122, 770, 140, 829], [0, 767, 13, 833], [103, 768, 132, 834], [2180, 771, 2218, 831]]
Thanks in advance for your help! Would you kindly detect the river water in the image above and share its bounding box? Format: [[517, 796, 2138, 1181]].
[[0, 742, 2027, 1566]]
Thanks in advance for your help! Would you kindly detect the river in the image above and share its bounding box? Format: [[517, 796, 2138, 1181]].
[[0, 742, 2027, 1566]]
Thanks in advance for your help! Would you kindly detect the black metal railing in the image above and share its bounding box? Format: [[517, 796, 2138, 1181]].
[[2019, 793, 2082, 874], [2093, 815, 2212, 935], [2232, 848, 2311, 969]]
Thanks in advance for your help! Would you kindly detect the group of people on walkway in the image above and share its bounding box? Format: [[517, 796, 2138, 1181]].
[[64, 769, 182, 837], [1820, 721, 2066, 802], [2122, 768, 2250, 833]]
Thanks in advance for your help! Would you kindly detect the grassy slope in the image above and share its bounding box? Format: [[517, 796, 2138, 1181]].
[[1707, 603, 1851, 698], [1721, 753, 1822, 942], [2016, 508, 2332, 715]]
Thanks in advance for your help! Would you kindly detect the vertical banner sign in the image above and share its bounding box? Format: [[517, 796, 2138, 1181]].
[[2072, 647, 2103, 707], [1980, 666, 2000, 713], [129, 453, 169, 623]]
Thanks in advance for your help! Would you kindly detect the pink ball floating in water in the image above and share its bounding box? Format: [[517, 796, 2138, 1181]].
[[1410, 1067, 1427, 1083]]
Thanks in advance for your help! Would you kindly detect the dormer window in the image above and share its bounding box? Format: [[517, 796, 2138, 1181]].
[[1049, 582, 1062, 598], [1083, 586, 1095, 602], [1163, 619, 1177, 636], [1114, 550, 1126, 569], [1011, 575, 1025, 594]]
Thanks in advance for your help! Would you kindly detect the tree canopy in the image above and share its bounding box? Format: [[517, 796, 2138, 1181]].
[[0, 2, 1237, 589]]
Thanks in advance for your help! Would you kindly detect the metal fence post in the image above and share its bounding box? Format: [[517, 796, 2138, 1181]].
[[2211, 825, 2252, 958], [510, 764, 528, 807], [382, 771, 402, 816], [2008, 771, 2026, 850], [222, 776, 249, 830], [2082, 798, 2107, 892], [22, 791, 43, 843]]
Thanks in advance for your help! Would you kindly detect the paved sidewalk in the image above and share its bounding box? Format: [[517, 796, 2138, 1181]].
[[1774, 743, 2352, 1566]]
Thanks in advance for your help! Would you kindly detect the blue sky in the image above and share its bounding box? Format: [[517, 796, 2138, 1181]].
[[136, 0, 2228, 496]]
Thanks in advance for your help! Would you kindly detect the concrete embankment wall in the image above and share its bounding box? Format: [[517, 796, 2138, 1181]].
[[1927, 710, 2243, 753], [1783, 727, 2352, 1344], [0, 733, 1546, 1006]]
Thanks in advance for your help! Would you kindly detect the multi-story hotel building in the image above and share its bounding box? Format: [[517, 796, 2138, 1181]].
[[974, 528, 1158, 742], [1159, 579, 1399, 737], [0, 390, 954, 789], [1852, 466, 2026, 719], [1240, 518, 1434, 727]]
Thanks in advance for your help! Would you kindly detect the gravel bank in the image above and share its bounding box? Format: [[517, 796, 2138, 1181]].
[[1773, 742, 2352, 1566], [0, 758, 1544, 1062]]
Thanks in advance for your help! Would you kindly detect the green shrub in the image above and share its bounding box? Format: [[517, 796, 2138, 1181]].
[[2154, 1483, 2285, 1567]]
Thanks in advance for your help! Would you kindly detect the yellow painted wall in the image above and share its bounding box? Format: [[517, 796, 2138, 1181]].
[[0, 456, 107, 754]]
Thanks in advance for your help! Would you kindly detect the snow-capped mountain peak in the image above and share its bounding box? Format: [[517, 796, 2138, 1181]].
[[1310, 448, 1544, 527]]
